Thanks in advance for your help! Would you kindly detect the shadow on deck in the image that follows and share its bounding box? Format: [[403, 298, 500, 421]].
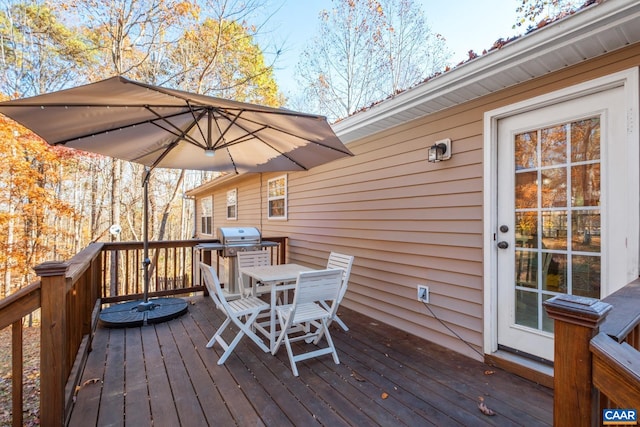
[[69, 296, 553, 426]]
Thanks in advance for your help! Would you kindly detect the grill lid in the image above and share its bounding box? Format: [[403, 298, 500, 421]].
[[218, 227, 261, 245]]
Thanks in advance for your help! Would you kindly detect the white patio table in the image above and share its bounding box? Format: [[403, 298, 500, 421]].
[[239, 263, 314, 351]]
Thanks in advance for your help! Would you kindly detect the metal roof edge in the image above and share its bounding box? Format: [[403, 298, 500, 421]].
[[185, 173, 258, 196], [332, 0, 640, 143]]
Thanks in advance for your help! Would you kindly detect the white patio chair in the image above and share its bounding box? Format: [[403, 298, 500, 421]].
[[237, 250, 272, 297], [199, 262, 270, 365], [322, 252, 354, 332], [272, 268, 343, 376]]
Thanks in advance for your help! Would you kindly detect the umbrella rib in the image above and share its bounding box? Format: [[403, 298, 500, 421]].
[[150, 120, 202, 148], [146, 106, 207, 148], [186, 101, 211, 148], [48, 108, 203, 146], [148, 139, 180, 170], [205, 108, 307, 170], [228, 134, 308, 170], [219, 127, 309, 171], [212, 110, 310, 170], [213, 112, 240, 149], [132, 110, 208, 166], [219, 109, 352, 156]]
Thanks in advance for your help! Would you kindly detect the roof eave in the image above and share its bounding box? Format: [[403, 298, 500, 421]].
[[184, 173, 256, 197], [332, 0, 640, 143]]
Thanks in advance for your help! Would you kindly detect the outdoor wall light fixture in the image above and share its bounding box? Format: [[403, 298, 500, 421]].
[[428, 138, 452, 162]]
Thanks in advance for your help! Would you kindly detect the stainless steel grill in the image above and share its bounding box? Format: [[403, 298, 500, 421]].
[[196, 227, 276, 297], [217, 226, 262, 257]]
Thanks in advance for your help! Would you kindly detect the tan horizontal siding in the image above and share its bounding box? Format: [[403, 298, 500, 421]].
[[290, 205, 482, 221], [192, 43, 640, 361]]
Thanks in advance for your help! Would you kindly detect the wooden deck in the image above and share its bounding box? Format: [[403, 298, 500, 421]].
[[68, 296, 553, 426]]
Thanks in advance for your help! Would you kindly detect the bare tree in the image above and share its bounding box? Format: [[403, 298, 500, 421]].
[[296, 0, 385, 121], [295, 0, 450, 121], [380, 0, 449, 95]]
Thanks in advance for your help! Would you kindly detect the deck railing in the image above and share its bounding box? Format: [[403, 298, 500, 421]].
[[0, 242, 104, 427], [0, 280, 43, 427], [545, 279, 640, 427], [0, 237, 287, 426]]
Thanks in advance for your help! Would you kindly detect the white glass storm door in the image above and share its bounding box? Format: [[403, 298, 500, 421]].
[[496, 86, 626, 362]]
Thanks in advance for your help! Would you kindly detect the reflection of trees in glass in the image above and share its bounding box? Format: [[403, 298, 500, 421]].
[[541, 125, 566, 166], [541, 168, 566, 208], [541, 211, 567, 250], [515, 131, 537, 170], [542, 252, 567, 292], [571, 210, 600, 252], [571, 118, 600, 162], [513, 116, 602, 303], [516, 212, 537, 239], [572, 164, 600, 207], [571, 118, 600, 209], [572, 255, 600, 298], [515, 172, 537, 209]]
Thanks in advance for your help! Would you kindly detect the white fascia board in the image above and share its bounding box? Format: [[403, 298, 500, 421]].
[[185, 173, 257, 196], [332, 0, 640, 143]]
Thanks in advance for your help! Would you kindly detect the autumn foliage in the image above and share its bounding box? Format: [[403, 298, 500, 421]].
[[0, 0, 285, 299], [0, 114, 79, 296]]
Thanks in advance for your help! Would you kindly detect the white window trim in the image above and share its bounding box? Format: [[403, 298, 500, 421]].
[[268, 174, 288, 220], [482, 67, 639, 356], [226, 188, 237, 220], [200, 196, 213, 235]]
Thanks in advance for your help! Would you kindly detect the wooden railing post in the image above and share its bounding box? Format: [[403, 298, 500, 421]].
[[544, 294, 612, 427], [34, 260, 69, 427], [12, 320, 23, 427]]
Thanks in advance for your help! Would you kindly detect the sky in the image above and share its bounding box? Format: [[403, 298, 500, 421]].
[[259, 0, 522, 96]]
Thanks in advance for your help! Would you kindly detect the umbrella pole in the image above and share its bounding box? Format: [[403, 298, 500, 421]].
[[138, 168, 155, 311], [99, 167, 188, 327]]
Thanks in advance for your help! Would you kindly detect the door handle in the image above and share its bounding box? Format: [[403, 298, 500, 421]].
[[497, 241, 509, 249]]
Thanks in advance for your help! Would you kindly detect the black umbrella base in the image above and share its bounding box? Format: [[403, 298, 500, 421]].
[[99, 297, 188, 328]]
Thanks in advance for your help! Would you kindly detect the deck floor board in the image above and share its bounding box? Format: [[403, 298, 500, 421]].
[[140, 322, 181, 427], [97, 328, 125, 427], [123, 328, 152, 426], [68, 296, 553, 426], [174, 310, 236, 426]]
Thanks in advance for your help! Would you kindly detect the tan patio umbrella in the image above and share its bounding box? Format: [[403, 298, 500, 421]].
[[0, 76, 353, 326]]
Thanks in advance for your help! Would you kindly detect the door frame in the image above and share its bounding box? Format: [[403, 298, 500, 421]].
[[482, 68, 639, 357]]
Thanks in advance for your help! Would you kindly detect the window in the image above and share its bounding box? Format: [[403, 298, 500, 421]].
[[226, 189, 237, 220], [268, 175, 287, 219], [200, 196, 213, 235]]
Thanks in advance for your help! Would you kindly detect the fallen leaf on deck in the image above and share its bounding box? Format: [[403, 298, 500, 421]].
[[381, 392, 389, 399], [82, 378, 101, 387], [350, 370, 366, 382], [72, 378, 101, 402], [484, 370, 495, 375], [478, 401, 496, 416]]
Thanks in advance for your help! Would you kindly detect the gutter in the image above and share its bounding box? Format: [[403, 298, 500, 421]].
[[184, 173, 258, 197], [332, 0, 640, 143]]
